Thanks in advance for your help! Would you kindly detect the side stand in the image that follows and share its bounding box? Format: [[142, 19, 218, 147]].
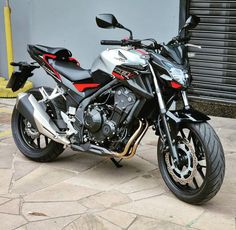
[[110, 158, 123, 168]]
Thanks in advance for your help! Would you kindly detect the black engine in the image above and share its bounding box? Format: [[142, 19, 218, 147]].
[[84, 87, 136, 145]]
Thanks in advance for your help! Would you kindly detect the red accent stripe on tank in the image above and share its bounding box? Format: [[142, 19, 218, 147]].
[[74, 83, 100, 92]]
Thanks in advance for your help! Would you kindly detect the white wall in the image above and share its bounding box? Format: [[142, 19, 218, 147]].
[[0, 0, 180, 86]]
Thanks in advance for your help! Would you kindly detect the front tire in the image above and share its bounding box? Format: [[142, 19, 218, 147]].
[[157, 122, 225, 204], [11, 88, 65, 162]]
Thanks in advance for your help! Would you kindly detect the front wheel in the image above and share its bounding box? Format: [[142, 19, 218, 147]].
[[157, 122, 225, 204]]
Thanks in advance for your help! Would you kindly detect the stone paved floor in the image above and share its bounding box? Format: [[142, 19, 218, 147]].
[[0, 98, 235, 230]]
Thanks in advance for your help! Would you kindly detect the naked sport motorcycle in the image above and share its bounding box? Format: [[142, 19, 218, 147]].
[[8, 14, 225, 204]]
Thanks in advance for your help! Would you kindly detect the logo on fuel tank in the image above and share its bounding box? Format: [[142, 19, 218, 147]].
[[112, 66, 135, 80]]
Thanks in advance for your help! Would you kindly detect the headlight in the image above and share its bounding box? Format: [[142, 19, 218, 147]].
[[169, 67, 189, 87]]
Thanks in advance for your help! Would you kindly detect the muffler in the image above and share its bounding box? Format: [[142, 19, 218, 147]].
[[16, 93, 70, 145]]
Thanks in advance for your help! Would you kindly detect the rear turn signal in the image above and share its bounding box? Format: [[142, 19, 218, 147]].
[[170, 81, 182, 89]]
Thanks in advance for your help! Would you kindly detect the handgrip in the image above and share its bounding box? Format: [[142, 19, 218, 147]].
[[101, 40, 123, 45]]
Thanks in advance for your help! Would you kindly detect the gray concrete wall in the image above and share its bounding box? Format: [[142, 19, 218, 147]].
[[0, 0, 179, 87], [0, 0, 31, 78]]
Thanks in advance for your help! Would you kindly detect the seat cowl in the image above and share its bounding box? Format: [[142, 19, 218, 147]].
[[28, 44, 72, 59]]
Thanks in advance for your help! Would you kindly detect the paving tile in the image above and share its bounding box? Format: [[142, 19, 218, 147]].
[[0, 213, 27, 230], [15, 226, 27, 230], [206, 192, 236, 212], [0, 99, 16, 106], [0, 105, 235, 230], [48, 150, 105, 173], [209, 116, 236, 130], [217, 128, 236, 153], [66, 156, 156, 191], [0, 197, 10, 205], [129, 216, 189, 230], [0, 193, 20, 199], [140, 129, 158, 146], [114, 173, 161, 194], [89, 190, 131, 208], [26, 215, 80, 230], [0, 169, 12, 195], [221, 155, 236, 194], [11, 165, 75, 194], [0, 198, 20, 214], [128, 187, 165, 201], [191, 210, 235, 230], [63, 214, 121, 230], [13, 161, 40, 181], [14, 150, 32, 162], [137, 149, 158, 166], [24, 182, 100, 202], [115, 194, 204, 226], [97, 209, 136, 229], [22, 201, 87, 221], [0, 143, 15, 169], [80, 197, 105, 210]]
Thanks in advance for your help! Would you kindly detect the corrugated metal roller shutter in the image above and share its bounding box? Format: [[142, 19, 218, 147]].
[[188, 0, 236, 104]]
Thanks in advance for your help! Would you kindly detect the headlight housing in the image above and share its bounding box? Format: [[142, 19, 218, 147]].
[[169, 67, 189, 87]]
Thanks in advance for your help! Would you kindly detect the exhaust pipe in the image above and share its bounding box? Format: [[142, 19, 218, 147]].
[[16, 93, 70, 145]]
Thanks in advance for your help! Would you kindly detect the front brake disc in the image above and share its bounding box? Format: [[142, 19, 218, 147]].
[[165, 139, 198, 185]]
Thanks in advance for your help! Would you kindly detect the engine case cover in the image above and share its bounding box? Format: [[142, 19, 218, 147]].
[[84, 107, 103, 133]]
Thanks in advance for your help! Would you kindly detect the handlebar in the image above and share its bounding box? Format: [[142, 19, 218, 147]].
[[101, 40, 123, 46], [101, 39, 142, 47], [100, 39, 161, 50]]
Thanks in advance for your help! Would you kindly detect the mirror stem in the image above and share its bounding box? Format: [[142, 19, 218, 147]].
[[116, 23, 133, 39], [123, 27, 133, 40]]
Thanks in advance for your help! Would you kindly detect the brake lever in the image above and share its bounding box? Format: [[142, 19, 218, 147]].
[[185, 44, 202, 49]]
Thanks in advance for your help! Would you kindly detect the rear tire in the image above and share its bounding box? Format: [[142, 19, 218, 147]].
[[11, 88, 65, 162], [157, 122, 225, 204]]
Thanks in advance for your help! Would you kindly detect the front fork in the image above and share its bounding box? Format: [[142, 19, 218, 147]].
[[149, 64, 190, 167]]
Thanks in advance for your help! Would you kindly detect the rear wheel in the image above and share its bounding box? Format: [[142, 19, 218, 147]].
[[11, 88, 65, 162], [157, 122, 225, 204]]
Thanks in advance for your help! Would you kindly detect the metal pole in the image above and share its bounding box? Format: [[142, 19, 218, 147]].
[[4, 0, 14, 79]]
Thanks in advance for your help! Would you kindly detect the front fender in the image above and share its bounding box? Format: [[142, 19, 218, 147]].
[[166, 108, 210, 124]]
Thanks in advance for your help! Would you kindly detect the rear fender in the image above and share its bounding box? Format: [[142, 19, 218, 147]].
[[6, 62, 39, 92]]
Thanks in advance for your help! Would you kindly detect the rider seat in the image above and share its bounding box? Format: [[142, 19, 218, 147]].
[[50, 60, 91, 82], [28, 44, 91, 82]]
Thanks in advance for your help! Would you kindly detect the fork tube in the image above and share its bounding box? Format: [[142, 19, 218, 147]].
[[149, 63, 180, 166], [181, 91, 190, 110]]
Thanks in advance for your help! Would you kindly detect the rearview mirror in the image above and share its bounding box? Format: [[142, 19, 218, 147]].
[[96, 13, 133, 39], [183, 15, 200, 30], [96, 14, 123, 29]]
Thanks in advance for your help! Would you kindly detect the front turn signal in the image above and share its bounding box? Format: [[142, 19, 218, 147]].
[[170, 81, 182, 89]]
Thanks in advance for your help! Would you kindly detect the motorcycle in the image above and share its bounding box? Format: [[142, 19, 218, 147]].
[[7, 14, 225, 204]]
